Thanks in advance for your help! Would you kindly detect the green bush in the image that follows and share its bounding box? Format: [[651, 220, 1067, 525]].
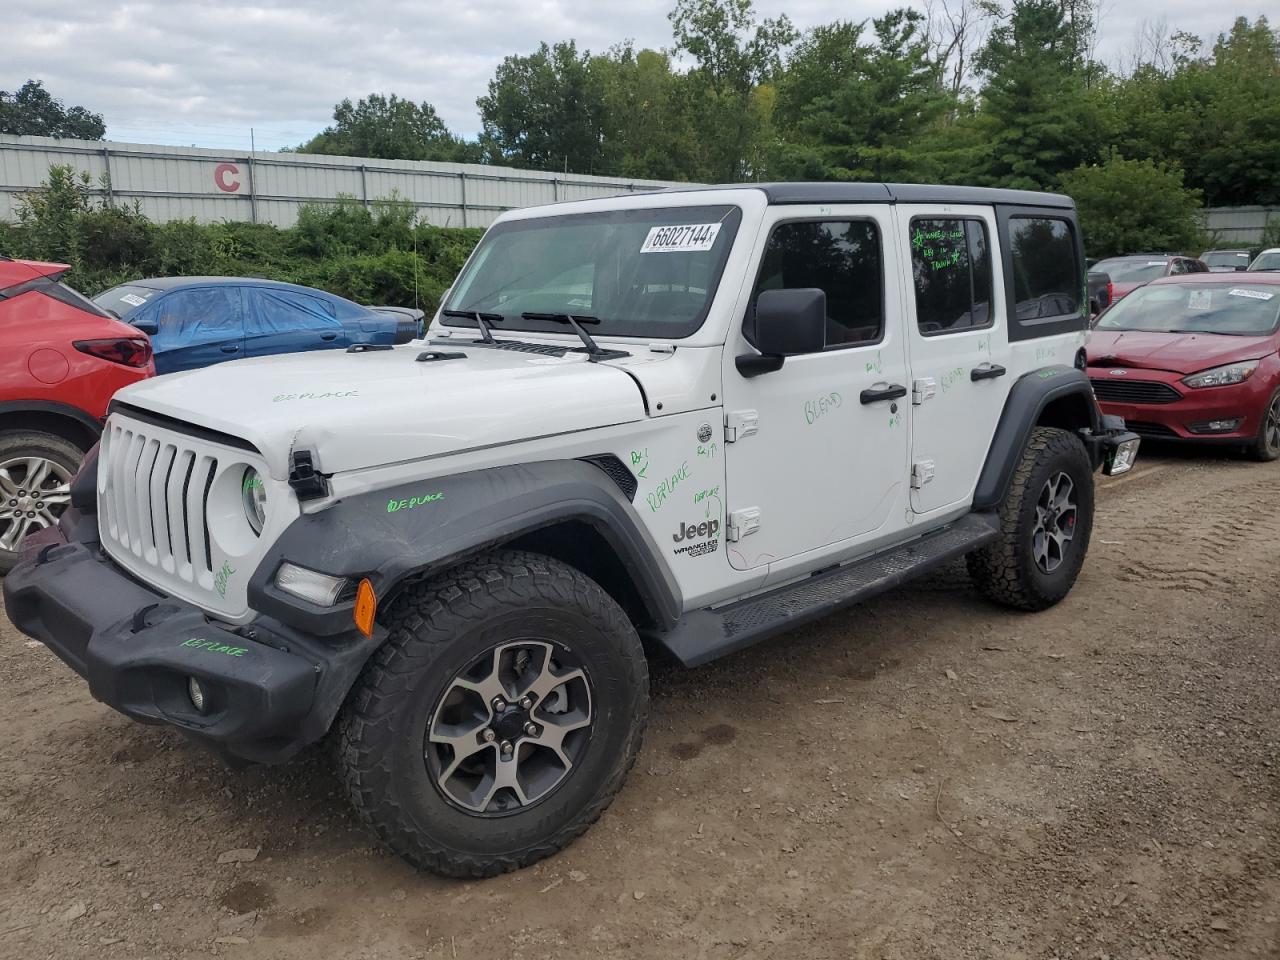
[[0, 164, 483, 314]]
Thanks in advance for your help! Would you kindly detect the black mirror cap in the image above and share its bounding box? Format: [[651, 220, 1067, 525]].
[[748, 288, 827, 356], [132, 317, 159, 335]]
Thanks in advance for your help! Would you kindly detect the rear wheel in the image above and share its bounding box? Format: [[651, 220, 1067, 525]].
[[337, 550, 648, 878], [968, 427, 1095, 611], [1247, 387, 1280, 462], [0, 431, 83, 574]]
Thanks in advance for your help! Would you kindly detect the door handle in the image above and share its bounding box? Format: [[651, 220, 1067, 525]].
[[971, 363, 1006, 382], [220, 344, 240, 354], [320, 333, 338, 341], [859, 382, 908, 404]]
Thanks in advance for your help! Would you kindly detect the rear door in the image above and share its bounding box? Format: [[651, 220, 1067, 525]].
[[244, 287, 349, 358], [896, 205, 1011, 516], [140, 287, 245, 373]]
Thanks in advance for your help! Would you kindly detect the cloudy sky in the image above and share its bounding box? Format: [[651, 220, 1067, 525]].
[[8, 0, 1266, 152]]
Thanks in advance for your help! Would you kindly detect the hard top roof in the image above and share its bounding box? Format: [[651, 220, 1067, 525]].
[[651, 182, 1075, 210]]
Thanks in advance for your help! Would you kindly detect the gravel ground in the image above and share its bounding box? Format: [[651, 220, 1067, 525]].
[[1, 449, 1277, 960]]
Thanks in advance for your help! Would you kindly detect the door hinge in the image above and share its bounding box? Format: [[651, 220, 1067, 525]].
[[726, 507, 761, 542], [912, 378, 937, 405], [724, 410, 759, 443], [911, 460, 935, 489]]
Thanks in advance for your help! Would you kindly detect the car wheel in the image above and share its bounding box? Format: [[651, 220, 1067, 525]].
[[337, 550, 648, 878], [1247, 387, 1280, 462], [967, 427, 1095, 611], [0, 431, 83, 575]]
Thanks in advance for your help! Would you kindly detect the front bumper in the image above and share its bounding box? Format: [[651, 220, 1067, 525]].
[[1090, 371, 1267, 443], [3, 520, 377, 765]]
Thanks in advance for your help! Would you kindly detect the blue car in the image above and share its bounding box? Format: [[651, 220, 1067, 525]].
[[92, 277, 422, 374]]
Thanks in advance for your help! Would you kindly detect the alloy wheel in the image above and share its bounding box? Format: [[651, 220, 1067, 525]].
[[426, 640, 593, 815], [0, 457, 73, 553], [1031, 470, 1077, 574], [1266, 395, 1280, 455]]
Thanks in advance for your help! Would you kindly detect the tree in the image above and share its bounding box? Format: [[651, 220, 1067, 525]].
[[773, 11, 952, 183], [592, 45, 698, 180], [669, 0, 797, 181], [477, 41, 610, 173], [298, 93, 479, 163], [970, 0, 1103, 189], [0, 80, 105, 140], [1059, 153, 1207, 258]]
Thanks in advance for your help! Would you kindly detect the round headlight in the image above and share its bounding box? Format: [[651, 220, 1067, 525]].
[[241, 467, 267, 536]]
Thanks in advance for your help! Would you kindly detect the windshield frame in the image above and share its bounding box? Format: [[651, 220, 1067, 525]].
[[1094, 281, 1280, 337], [439, 204, 745, 341]]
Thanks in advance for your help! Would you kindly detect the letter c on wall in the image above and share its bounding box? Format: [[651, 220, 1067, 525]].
[[214, 162, 241, 193]]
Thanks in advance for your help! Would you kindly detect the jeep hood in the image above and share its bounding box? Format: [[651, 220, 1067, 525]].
[[1087, 330, 1276, 375], [112, 344, 647, 478]]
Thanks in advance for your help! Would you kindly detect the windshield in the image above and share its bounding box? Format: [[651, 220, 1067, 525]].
[[1093, 258, 1169, 283], [93, 284, 161, 317], [1095, 282, 1280, 336], [1250, 252, 1280, 272], [1203, 251, 1249, 269], [441, 205, 742, 339]]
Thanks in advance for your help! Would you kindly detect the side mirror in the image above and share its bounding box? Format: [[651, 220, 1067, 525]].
[[1236, 264, 1248, 272], [737, 288, 826, 378], [133, 317, 160, 335]]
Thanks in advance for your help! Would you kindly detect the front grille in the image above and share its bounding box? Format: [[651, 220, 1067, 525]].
[[1090, 378, 1182, 405], [1124, 420, 1180, 438], [99, 420, 219, 583]]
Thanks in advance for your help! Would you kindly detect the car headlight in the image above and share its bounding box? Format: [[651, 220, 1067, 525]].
[[241, 467, 267, 535], [1182, 361, 1259, 389]]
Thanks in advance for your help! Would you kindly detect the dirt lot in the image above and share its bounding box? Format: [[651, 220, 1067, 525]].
[[1, 449, 1278, 960]]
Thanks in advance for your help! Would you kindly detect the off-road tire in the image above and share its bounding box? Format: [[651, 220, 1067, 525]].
[[337, 550, 648, 878], [1246, 386, 1280, 462], [967, 427, 1094, 611], [0, 430, 85, 575]]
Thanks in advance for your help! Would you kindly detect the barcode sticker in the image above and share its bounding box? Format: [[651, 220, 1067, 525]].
[[640, 223, 721, 254]]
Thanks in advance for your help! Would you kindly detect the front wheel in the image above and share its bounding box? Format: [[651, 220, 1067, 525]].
[[968, 426, 1095, 611], [337, 550, 649, 878], [1247, 387, 1280, 462]]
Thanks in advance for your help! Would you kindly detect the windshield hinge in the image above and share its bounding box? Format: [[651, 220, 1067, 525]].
[[724, 410, 759, 443]]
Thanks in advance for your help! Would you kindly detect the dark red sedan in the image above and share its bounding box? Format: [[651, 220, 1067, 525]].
[[1087, 273, 1280, 459], [0, 257, 154, 571]]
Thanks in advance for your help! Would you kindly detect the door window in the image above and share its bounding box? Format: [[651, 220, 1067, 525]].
[[909, 218, 993, 335], [753, 221, 883, 348], [247, 289, 341, 334], [146, 287, 242, 343], [1005, 217, 1082, 334]]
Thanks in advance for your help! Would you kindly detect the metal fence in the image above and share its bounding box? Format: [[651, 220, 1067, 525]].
[[1202, 206, 1279, 246], [0, 135, 681, 229]]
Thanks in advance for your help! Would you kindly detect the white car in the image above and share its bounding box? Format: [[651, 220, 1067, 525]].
[[5, 182, 1138, 878], [1249, 247, 1280, 272]]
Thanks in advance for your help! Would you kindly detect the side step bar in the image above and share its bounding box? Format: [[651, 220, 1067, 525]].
[[657, 512, 1001, 668]]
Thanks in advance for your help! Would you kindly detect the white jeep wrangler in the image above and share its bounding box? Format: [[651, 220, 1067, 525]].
[[5, 183, 1138, 877]]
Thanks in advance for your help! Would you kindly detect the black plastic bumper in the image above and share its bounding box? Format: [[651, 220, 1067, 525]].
[[3, 528, 377, 765]]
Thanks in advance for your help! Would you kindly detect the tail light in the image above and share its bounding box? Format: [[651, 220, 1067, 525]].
[[74, 337, 153, 368], [1106, 281, 1114, 306]]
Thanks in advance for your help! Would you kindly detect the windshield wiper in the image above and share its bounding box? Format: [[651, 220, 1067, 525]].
[[440, 309, 503, 344], [520, 312, 605, 359]]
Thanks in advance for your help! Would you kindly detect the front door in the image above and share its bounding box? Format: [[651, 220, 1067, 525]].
[[141, 286, 245, 374], [721, 205, 912, 573], [895, 205, 1012, 515]]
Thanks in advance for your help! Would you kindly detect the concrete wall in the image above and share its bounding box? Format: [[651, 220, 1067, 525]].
[[0, 135, 681, 229]]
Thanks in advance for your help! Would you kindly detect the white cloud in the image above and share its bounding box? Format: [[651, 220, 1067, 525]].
[[5, 0, 1267, 151]]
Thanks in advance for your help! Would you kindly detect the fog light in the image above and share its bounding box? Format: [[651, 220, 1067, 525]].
[[1188, 419, 1242, 434], [275, 562, 347, 606], [188, 676, 207, 713], [1104, 436, 1140, 476]]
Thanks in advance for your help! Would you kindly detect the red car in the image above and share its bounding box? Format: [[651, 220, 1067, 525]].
[[0, 257, 154, 571], [1087, 272, 1280, 459], [1090, 254, 1210, 303]]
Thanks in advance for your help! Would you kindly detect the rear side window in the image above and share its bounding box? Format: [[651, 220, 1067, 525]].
[[753, 220, 883, 348], [0, 274, 113, 318], [1005, 216, 1083, 334], [909, 218, 993, 335]]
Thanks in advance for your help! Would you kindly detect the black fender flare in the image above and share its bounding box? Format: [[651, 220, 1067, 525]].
[[0, 399, 103, 443], [248, 459, 683, 637], [972, 366, 1101, 510]]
